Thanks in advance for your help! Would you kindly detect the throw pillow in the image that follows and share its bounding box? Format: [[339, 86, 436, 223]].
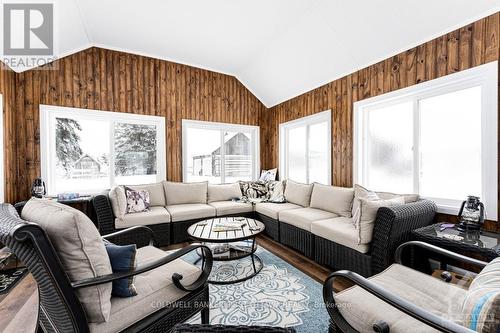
[[266, 180, 286, 203], [104, 242, 138, 297], [125, 186, 150, 213], [259, 168, 277, 181], [239, 181, 268, 202], [356, 197, 404, 245], [462, 257, 500, 332]]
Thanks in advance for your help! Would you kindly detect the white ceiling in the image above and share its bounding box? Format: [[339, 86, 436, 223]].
[[2, 0, 500, 107]]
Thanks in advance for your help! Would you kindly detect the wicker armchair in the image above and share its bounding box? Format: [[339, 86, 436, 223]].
[[0, 203, 213, 333], [323, 241, 496, 333]]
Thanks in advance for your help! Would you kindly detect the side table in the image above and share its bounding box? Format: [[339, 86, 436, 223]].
[[412, 223, 499, 272]]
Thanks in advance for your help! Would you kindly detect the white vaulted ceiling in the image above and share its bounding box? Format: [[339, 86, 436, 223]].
[[2, 0, 499, 107]]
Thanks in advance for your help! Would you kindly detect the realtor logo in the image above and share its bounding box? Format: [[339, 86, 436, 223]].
[[3, 3, 53, 55]]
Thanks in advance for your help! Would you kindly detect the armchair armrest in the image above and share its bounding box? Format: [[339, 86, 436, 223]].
[[323, 269, 474, 333], [371, 200, 437, 274], [395, 241, 488, 270], [102, 226, 156, 247], [72, 243, 213, 292]]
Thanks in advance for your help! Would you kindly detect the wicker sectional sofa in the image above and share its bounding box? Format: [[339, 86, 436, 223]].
[[94, 180, 437, 276]]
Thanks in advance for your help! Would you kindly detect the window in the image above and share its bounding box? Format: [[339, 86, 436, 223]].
[[279, 110, 331, 184], [182, 120, 260, 183], [0, 94, 3, 203], [354, 62, 497, 219], [40, 105, 166, 195]]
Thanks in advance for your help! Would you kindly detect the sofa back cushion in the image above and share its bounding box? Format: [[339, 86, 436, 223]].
[[310, 183, 354, 217], [109, 186, 127, 218], [208, 183, 242, 203], [163, 181, 208, 205], [462, 257, 500, 332], [284, 180, 313, 207], [21, 198, 112, 323], [126, 182, 166, 207]]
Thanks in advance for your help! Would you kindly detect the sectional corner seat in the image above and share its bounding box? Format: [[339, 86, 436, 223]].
[[94, 181, 253, 246], [94, 180, 437, 277]]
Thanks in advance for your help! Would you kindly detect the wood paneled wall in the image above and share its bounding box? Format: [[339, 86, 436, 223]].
[[262, 13, 499, 188], [9, 47, 265, 202], [0, 64, 17, 203]]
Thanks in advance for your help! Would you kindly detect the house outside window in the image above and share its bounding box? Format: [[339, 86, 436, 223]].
[[40, 105, 166, 195], [182, 120, 260, 183], [354, 62, 498, 220]]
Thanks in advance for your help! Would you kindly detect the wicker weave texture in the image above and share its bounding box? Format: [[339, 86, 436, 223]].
[[279, 222, 314, 258], [255, 213, 279, 241]]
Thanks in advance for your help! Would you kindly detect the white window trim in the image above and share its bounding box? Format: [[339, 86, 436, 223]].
[[354, 61, 498, 220], [0, 94, 4, 203], [40, 105, 166, 195], [279, 110, 332, 184], [181, 119, 260, 183]]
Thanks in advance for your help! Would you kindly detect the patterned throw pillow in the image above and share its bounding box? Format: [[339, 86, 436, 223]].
[[239, 181, 268, 202], [266, 180, 286, 203], [462, 257, 500, 332], [104, 242, 138, 297], [259, 168, 277, 181], [124, 186, 150, 213]]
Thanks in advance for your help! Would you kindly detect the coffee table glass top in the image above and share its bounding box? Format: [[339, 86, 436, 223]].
[[187, 217, 265, 243], [418, 224, 499, 250]]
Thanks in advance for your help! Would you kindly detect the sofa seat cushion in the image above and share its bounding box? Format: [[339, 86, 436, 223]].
[[208, 201, 253, 216], [166, 204, 216, 222], [115, 206, 171, 229], [279, 207, 338, 231], [21, 198, 112, 323], [89, 246, 201, 333], [334, 264, 466, 333], [311, 217, 369, 254], [255, 202, 301, 220]]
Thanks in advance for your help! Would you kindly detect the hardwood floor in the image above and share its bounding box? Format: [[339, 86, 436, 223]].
[[165, 235, 332, 283]]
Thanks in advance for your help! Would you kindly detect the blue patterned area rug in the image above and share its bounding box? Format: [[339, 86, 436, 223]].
[[188, 247, 329, 332]]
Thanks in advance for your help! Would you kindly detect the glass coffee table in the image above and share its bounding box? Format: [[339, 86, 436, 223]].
[[187, 217, 265, 285]]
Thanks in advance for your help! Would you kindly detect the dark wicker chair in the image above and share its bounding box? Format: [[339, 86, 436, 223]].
[[323, 241, 487, 333], [0, 203, 213, 333], [279, 200, 437, 276]]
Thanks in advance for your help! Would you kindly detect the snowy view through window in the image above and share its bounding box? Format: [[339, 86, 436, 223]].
[[54, 117, 158, 194]]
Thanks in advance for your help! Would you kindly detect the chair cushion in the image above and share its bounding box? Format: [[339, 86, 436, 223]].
[[462, 257, 500, 332], [357, 197, 404, 245], [163, 181, 208, 205], [126, 182, 166, 207], [255, 202, 301, 220], [311, 217, 369, 253], [279, 207, 338, 231], [166, 204, 216, 222], [115, 206, 171, 228], [109, 186, 127, 219], [21, 198, 112, 323], [310, 183, 354, 217], [208, 201, 253, 216], [334, 264, 466, 333], [89, 246, 201, 333], [284, 180, 313, 207], [208, 183, 242, 203]]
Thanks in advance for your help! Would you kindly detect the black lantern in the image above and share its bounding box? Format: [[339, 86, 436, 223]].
[[457, 195, 484, 232], [31, 178, 46, 198]]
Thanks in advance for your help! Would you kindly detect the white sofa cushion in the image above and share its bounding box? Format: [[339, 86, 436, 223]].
[[166, 204, 216, 222], [115, 206, 171, 228], [284, 180, 313, 207], [208, 183, 242, 203], [352, 184, 419, 217], [279, 207, 338, 231], [357, 197, 404, 245], [334, 264, 466, 333], [89, 246, 201, 333], [255, 202, 301, 220], [310, 183, 354, 217], [109, 186, 127, 219], [163, 181, 208, 205], [126, 182, 166, 207], [311, 217, 369, 253], [22, 198, 112, 323], [208, 201, 253, 216]]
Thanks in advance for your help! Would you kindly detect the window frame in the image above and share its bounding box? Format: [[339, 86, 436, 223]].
[[40, 105, 166, 196], [279, 110, 332, 184], [0, 94, 4, 203], [353, 61, 498, 220], [181, 119, 260, 183]]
